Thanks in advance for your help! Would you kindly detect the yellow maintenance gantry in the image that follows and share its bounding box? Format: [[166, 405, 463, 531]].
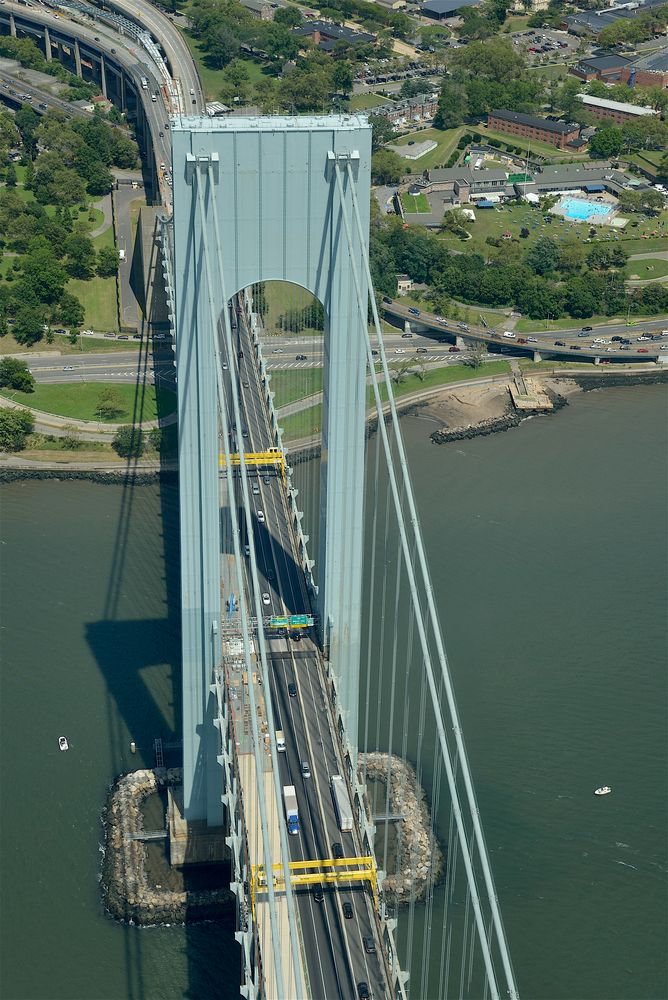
[[219, 447, 286, 481], [250, 856, 378, 919]]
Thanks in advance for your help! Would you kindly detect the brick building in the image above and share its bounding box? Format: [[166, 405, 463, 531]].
[[576, 94, 659, 125], [620, 49, 668, 89], [570, 54, 632, 83], [487, 109, 581, 150], [292, 20, 376, 51]]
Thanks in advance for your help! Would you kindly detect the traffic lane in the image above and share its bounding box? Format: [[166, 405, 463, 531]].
[[271, 655, 349, 1000], [278, 658, 357, 1000], [296, 651, 384, 997]]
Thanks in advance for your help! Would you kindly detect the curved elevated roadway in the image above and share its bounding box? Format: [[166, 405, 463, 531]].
[[88, 0, 204, 111], [384, 300, 667, 362]]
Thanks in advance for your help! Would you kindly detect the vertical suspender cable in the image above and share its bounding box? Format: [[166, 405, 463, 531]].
[[332, 160, 503, 1000], [345, 161, 519, 1000], [198, 166, 306, 997], [191, 169, 290, 999]]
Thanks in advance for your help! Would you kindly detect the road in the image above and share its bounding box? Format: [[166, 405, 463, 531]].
[[223, 308, 388, 999]]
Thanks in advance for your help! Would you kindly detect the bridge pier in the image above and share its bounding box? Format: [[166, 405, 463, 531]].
[[9, 13, 16, 37], [594, 355, 601, 365], [74, 38, 82, 77], [533, 350, 542, 362], [43, 26, 52, 62], [100, 55, 108, 99]]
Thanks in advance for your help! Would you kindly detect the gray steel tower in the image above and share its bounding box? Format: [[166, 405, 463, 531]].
[[171, 115, 371, 822]]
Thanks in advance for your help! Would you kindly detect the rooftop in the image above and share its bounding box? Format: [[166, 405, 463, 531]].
[[426, 166, 508, 184], [633, 47, 668, 73], [293, 19, 376, 42], [577, 94, 658, 117], [171, 114, 370, 132], [578, 54, 632, 70], [420, 0, 481, 13], [489, 109, 579, 134]]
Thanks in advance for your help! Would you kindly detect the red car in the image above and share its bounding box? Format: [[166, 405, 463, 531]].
[[448, 346, 460, 353], [637, 348, 649, 353]]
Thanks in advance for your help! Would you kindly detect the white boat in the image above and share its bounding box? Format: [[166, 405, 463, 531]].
[[594, 785, 611, 796], [58, 736, 69, 751]]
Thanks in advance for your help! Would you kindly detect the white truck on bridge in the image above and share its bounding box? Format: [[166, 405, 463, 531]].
[[331, 774, 353, 833], [283, 785, 299, 835]]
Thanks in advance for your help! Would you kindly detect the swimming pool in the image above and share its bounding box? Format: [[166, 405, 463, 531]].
[[560, 197, 613, 221]]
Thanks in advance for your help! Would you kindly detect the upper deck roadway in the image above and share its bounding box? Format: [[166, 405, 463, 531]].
[[225, 307, 389, 999]]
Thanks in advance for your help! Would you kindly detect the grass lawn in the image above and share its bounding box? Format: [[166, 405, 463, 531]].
[[377, 359, 511, 403], [460, 202, 592, 257], [392, 127, 464, 171], [502, 14, 531, 32], [67, 275, 118, 332], [261, 281, 321, 335], [0, 382, 175, 423], [619, 235, 668, 254], [270, 368, 323, 408], [626, 258, 668, 280], [181, 31, 269, 99], [349, 93, 389, 111], [0, 332, 140, 354], [281, 404, 322, 442], [518, 359, 597, 370], [400, 192, 430, 214]]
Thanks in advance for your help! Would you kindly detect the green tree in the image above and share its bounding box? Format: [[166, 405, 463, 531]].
[[462, 343, 486, 369], [21, 240, 67, 304], [371, 149, 403, 185], [0, 408, 34, 452], [218, 60, 251, 106], [526, 236, 560, 276], [13, 304, 45, 345], [434, 82, 469, 130], [59, 291, 85, 330], [588, 127, 623, 159], [96, 386, 124, 420], [112, 424, 144, 459], [207, 25, 240, 69], [0, 357, 35, 392], [558, 238, 586, 275], [64, 233, 96, 279], [5, 162, 16, 187], [96, 246, 120, 277], [274, 6, 301, 27], [331, 60, 354, 97], [442, 207, 470, 238], [586, 243, 628, 270], [368, 114, 395, 152]]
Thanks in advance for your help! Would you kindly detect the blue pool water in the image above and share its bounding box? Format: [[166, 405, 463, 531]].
[[561, 197, 613, 221]]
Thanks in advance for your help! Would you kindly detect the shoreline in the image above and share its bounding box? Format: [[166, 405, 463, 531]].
[[1, 370, 666, 475]]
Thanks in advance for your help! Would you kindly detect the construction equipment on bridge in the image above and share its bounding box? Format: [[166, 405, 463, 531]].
[[219, 448, 285, 480], [250, 856, 378, 918]]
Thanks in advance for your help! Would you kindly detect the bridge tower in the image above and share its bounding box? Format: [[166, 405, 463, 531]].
[[171, 116, 371, 822]]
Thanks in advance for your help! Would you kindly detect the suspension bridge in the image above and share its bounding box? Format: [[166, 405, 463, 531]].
[[159, 114, 519, 1000]]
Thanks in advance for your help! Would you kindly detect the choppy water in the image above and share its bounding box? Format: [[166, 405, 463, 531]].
[[0, 383, 666, 1000]]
